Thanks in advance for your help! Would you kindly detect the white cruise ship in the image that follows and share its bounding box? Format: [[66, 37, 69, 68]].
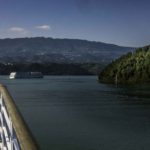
[[9, 72, 43, 79]]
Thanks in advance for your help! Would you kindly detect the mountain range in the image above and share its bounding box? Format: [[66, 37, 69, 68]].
[[0, 37, 133, 64]]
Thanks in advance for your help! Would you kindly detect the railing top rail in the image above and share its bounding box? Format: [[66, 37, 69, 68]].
[[0, 84, 39, 150]]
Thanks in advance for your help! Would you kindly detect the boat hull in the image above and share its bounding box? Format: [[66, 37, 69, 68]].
[[9, 72, 43, 79]]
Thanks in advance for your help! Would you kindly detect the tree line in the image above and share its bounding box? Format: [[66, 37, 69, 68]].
[[99, 45, 150, 84]]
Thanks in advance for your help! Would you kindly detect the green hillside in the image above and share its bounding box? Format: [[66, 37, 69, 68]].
[[98, 45, 150, 84]]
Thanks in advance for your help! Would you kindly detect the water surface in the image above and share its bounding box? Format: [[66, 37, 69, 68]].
[[1, 76, 150, 150]]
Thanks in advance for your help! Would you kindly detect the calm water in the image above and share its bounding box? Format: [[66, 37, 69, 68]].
[[1, 76, 150, 150]]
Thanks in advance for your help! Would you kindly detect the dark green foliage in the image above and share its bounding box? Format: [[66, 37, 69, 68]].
[[0, 63, 103, 75], [99, 45, 150, 84]]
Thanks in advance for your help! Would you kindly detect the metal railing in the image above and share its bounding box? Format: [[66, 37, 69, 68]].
[[0, 84, 39, 150]]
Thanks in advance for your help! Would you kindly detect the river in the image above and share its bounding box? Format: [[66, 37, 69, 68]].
[[1, 76, 150, 150]]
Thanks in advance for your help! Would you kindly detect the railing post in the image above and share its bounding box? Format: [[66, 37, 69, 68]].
[[0, 84, 39, 150], [0, 93, 5, 149], [10, 118, 13, 150]]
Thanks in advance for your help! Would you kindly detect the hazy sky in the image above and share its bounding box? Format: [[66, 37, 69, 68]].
[[0, 0, 150, 47]]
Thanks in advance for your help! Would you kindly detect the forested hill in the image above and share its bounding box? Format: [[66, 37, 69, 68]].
[[0, 37, 133, 64], [99, 45, 150, 84]]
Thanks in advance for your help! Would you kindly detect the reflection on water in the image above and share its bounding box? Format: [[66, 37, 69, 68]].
[[1, 76, 150, 150]]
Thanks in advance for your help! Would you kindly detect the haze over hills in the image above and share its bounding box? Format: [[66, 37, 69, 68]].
[[0, 37, 133, 64]]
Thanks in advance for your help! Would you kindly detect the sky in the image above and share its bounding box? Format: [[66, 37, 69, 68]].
[[0, 0, 150, 47]]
